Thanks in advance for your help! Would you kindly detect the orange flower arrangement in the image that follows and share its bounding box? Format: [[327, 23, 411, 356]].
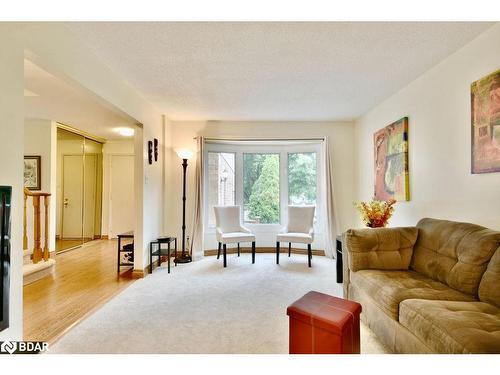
[[354, 199, 396, 228]]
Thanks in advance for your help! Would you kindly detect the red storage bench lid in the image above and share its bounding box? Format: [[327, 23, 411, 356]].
[[287, 291, 362, 335]]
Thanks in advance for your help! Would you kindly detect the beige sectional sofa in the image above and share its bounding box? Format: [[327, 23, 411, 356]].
[[343, 218, 500, 353]]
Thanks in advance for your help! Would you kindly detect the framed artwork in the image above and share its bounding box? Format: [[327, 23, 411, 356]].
[[374, 117, 410, 201], [24, 155, 41, 190], [471, 69, 500, 174]]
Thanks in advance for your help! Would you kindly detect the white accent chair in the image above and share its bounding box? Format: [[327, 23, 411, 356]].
[[276, 205, 316, 267], [214, 206, 256, 268]]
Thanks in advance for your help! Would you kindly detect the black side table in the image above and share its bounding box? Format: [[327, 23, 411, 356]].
[[149, 236, 177, 274], [336, 235, 343, 283], [117, 231, 134, 273]]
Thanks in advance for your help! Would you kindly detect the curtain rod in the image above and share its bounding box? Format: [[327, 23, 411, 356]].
[[202, 137, 326, 142]]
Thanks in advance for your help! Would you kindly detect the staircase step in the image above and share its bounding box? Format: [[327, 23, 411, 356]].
[[23, 259, 56, 285]]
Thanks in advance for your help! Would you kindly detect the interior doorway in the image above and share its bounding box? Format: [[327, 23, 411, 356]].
[[23, 56, 141, 344], [56, 127, 103, 252]]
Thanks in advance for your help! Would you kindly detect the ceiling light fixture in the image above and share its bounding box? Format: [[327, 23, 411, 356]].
[[115, 127, 135, 137]]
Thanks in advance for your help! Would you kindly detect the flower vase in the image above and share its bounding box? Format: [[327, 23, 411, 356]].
[[367, 222, 385, 228]]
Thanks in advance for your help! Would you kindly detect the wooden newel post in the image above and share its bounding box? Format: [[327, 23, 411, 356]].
[[43, 196, 50, 261], [24, 188, 52, 264], [32, 196, 42, 264]]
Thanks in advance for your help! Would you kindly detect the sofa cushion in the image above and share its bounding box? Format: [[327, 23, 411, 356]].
[[346, 227, 418, 272], [399, 299, 500, 353], [479, 248, 500, 308], [351, 269, 475, 320], [410, 218, 500, 296]]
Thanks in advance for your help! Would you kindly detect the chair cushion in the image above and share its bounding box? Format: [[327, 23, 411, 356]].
[[351, 269, 475, 320], [277, 232, 313, 244], [219, 232, 255, 244], [411, 218, 500, 296], [478, 247, 500, 308], [399, 299, 500, 353], [287, 206, 315, 233]]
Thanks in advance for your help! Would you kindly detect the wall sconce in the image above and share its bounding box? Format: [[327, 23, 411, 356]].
[[154, 138, 159, 162], [148, 141, 153, 164]]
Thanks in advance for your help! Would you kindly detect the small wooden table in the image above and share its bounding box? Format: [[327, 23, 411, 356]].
[[117, 231, 134, 272]]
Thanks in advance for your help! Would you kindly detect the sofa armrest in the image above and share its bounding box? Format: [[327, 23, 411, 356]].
[[345, 227, 418, 272]]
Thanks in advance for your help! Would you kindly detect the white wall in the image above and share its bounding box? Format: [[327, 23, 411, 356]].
[[24, 119, 57, 254], [354, 23, 500, 230], [0, 27, 24, 341], [166, 121, 355, 250], [102, 140, 134, 237]]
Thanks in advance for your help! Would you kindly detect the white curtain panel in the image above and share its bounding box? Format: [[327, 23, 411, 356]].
[[323, 136, 340, 258], [190, 136, 205, 261]]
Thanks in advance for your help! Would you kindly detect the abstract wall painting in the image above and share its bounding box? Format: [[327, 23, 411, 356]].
[[374, 117, 409, 201], [471, 69, 500, 174]]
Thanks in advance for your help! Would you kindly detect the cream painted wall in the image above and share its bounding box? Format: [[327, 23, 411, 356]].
[[0, 28, 24, 341], [24, 119, 57, 254], [354, 23, 500, 230], [166, 121, 355, 251], [163, 116, 173, 235], [102, 140, 135, 237]]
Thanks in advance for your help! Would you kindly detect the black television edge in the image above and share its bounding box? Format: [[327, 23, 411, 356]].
[[0, 186, 11, 332]]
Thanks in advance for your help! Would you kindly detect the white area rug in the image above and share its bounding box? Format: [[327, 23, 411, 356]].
[[49, 253, 389, 354]]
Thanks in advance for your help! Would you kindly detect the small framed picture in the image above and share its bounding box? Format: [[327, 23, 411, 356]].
[[24, 155, 41, 190]]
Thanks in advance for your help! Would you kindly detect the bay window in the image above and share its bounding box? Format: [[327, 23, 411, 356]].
[[204, 140, 324, 249]]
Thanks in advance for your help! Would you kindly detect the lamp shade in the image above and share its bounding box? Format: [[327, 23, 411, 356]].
[[176, 149, 194, 160]]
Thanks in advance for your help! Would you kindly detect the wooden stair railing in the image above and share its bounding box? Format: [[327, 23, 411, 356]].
[[24, 187, 51, 264]]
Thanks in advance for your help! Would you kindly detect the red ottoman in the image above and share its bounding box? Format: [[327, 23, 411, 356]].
[[287, 291, 362, 354]]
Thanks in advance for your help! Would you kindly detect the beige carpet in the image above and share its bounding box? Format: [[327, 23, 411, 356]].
[[50, 253, 389, 354]]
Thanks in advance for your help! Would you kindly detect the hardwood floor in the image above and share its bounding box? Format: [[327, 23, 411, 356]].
[[55, 238, 83, 252], [24, 239, 136, 343]]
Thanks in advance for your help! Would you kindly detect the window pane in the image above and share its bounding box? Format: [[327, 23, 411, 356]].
[[288, 152, 317, 205], [207, 152, 235, 226], [243, 153, 280, 224]]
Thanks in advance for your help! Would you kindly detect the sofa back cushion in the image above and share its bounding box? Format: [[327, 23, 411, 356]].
[[346, 227, 418, 272], [478, 247, 500, 308], [410, 218, 500, 296]]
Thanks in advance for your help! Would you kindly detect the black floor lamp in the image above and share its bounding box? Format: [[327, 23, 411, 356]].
[[174, 149, 194, 264]]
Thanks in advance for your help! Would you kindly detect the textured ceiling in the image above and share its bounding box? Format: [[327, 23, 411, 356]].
[[24, 59, 136, 140], [65, 22, 494, 121]]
